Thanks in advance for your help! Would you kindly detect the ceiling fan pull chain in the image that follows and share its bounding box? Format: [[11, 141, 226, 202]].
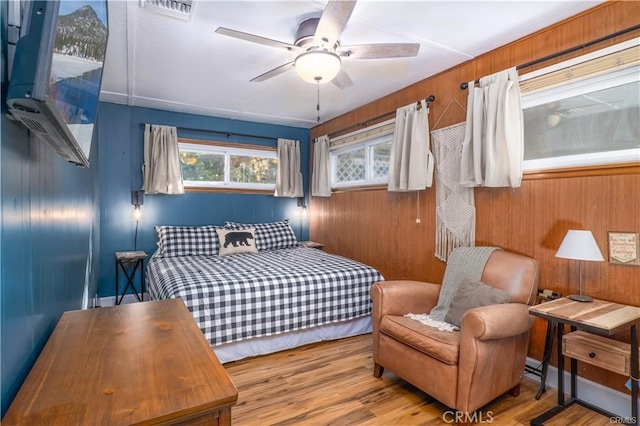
[[316, 80, 321, 123]]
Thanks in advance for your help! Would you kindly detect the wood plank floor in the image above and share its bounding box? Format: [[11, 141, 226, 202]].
[[223, 334, 614, 425]]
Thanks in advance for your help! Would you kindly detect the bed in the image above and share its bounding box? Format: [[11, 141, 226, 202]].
[[146, 221, 384, 363]]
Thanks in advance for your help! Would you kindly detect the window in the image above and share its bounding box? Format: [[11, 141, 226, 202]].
[[331, 134, 392, 188], [179, 140, 277, 191], [520, 40, 640, 171], [329, 119, 395, 189]]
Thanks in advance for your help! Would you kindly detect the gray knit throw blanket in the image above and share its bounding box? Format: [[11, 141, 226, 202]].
[[429, 246, 501, 321]]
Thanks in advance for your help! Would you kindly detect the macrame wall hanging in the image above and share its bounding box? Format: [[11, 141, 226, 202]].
[[431, 98, 476, 262]]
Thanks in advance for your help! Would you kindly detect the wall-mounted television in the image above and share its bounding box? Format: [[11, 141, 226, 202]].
[[7, 0, 109, 167]]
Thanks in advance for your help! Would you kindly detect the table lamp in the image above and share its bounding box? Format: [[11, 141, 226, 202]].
[[555, 230, 604, 302]]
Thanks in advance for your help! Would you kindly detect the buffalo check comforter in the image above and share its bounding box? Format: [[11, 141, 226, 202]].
[[146, 246, 384, 346]]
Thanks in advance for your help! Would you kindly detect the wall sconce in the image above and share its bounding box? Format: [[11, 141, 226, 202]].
[[131, 190, 144, 221], [556, 229, 604, 302], [297, 197, 308, 219]]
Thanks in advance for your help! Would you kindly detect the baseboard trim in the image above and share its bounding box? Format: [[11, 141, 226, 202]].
[[525, 356, 634, 418], [98, 294, 148, 307]]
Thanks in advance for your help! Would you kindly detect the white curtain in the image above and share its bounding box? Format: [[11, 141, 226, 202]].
[[142, 124, 184, 195], [275, 138, 303, 198], [311, 134, 331, 197], [388, 100, 434, 191], [460, 67, 524, 188]]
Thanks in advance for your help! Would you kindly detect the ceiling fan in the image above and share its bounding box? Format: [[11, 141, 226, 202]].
[[215, 0, 420, 89]]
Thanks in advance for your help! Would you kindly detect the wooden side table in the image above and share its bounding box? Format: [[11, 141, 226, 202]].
[[2, 299, 238, 425], [115, 250, 147, 305], [529, 297, 640, 425]]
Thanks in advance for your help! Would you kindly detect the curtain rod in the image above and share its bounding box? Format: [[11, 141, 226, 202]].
[[459, 24, 640, 90], [326, 95, 435, 139], [140, 124, 278, 142]]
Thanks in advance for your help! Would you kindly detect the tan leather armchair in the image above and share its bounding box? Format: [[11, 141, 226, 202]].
[[371, 249, 539, 415]]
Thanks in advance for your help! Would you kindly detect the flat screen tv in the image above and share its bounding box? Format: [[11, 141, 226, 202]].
[[7, 0, 109, 167]]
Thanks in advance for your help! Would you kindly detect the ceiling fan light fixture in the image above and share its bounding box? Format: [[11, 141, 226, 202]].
[[295, 51, 341, 84]]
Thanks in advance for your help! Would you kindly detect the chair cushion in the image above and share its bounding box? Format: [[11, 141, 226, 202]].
[[380, 315, 460, 365], [444, 278, 511, 327]]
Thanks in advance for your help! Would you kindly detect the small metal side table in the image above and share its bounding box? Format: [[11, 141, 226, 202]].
[[115, 251, 148, 305]]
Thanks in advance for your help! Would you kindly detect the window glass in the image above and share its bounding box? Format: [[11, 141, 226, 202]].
[[179, 141, 277, 190], [330, 134, 392, 188], [334, 148, 365, 183], [229, 155, 277, 185], [524, 80, 639, 161], [371, 141, 392, 178], [180, 151, 225, 183]]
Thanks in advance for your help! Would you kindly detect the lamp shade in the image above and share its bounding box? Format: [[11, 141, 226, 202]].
[[556, 230, 604, 261], [295, 50, 341, 84]]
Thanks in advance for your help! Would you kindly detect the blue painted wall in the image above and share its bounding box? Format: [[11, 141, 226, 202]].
[[96, 103, 310, 298], [1, 2, 100, 412]]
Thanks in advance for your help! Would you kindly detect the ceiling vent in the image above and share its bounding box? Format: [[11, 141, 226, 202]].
[[141, 0, 194, 20]]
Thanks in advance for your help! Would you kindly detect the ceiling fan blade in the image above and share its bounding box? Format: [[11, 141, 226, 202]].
[[250, 62, 295, 83], [314, 0, 357, 47], [216, 27, 301, 52], [332, 68, 354, 90], [339, 43, 420, 59]]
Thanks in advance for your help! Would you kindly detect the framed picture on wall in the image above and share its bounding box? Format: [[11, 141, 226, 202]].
[[608, 232, 639, 266]]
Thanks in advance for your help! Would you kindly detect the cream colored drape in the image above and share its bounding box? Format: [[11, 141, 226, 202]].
[[311, 134, 331, 197], [460, 67, 524, 188], [142, 124, 184, 195], [388, 100, 434, 191], [275, 138, 303, 198]]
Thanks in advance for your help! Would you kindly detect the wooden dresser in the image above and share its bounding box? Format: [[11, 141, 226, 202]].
[[3, 299, 238, 425]]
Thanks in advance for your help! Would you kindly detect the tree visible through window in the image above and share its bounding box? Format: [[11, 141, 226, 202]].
[[178, 141, 277, 190]]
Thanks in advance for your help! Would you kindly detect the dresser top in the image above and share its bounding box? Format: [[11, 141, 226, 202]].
[[3, 299, 238, 425], [529, 297, 640, 335]]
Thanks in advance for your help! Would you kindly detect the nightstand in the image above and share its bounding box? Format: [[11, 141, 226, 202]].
[[115, 251, 148, 305], [529, 297, 640, 425], [300, 241, 324, 250]]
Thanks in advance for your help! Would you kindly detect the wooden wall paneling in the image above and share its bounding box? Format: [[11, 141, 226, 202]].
[[309, 1, 640, 395]]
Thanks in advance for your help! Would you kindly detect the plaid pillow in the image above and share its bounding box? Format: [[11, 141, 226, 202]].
[[224, 220, 298, 251], [154, 225, 221, 257]]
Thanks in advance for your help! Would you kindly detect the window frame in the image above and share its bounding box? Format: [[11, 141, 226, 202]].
[[519, 39, 640, 174], [178, 139, 277, 192], [330, 133, 393, 189]]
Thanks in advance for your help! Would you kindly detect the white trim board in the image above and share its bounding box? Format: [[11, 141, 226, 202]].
[[525, 357, 635, 418]]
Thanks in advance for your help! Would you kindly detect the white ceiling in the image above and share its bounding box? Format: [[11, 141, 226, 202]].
[[99, 0, 605, 129]]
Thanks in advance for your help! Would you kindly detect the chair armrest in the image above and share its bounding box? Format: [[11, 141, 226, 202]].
[[370, 280, 441, 318], [461, 303, 533, 341]]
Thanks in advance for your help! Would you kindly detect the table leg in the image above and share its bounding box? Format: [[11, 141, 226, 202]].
[[570, 325, 577, 399], [140, 259, 145, 302], [115, 259, 120, 305], [534, 320, 556, 400], [557, 321, 564, 405], [632, 324, 638, 425]]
